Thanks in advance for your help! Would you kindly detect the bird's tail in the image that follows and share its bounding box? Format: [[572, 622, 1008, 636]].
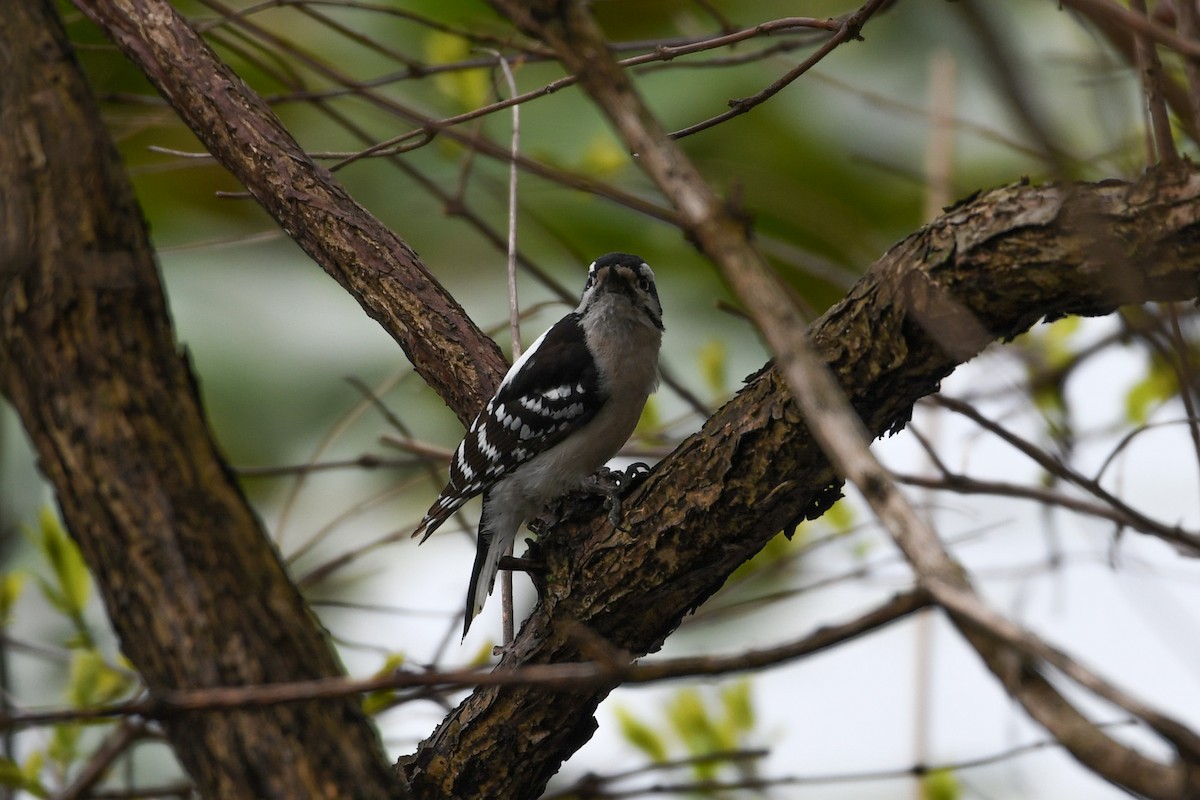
[[462, 495, 518, 638]]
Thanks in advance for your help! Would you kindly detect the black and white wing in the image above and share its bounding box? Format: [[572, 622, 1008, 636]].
[[412, 312, 606, 541]]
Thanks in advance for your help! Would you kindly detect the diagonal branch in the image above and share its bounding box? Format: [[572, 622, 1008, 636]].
[[406, 170, 1200, 800], [72, 0, 507, 422], [401, 3, 1200, 798]]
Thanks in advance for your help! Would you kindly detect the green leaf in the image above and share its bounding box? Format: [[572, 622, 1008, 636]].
[[21, 750, 44, 785], [615, 706, 668, 762], [468, 640, 495, 667], [0, 573, 24, 628], [0, 754, 48, 798], [633, 395, 661, 441], [362, 689, 398, 717], [720, 680, 755, 733], [362, 653, 405, 716], [424, 32, 489, 111], [0, 757, 23, 788], [823, 498, 855, 532], [31, 508, 91, 620], [1039, 316, 1081, 369], [922, 767, 961, 800], [1125, 356, 1177, 424], [578, 135, 628, 177], [47, 723, 81, 771], [729, 531, 799, 583], [697, 339, 728, 395], [374, 653, 406, 675], [666, 688, 723, 760], [68, 649, 133, 708]]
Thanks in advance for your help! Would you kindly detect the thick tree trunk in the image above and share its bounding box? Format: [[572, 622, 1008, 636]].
[[0, 3, 402, 797]]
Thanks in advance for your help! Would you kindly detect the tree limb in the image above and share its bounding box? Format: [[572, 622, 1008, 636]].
[[71, 0, 508, 422], [436, 4, 1200, 798], [406, 163, 1200, 800]]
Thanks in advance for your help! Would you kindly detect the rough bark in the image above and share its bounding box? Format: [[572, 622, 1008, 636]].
[[404, 170, 1200, 798], [0, 2, 401, 797]]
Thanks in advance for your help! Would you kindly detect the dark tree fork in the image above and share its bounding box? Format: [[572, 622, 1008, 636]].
[[3, 0, 1200, 799]]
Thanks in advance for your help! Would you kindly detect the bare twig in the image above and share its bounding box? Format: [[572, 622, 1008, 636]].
[[496, 50, 523, 648], [669, 1, 891, 139], [932, 395, 1200, 555], [1176, 0, 1200, 137], [0, 590, 928, 729], [1130, 0, 1180, 166], [58, 720, 151, 800]]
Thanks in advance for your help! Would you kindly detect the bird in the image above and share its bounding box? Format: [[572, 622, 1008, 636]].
[[412, 253, 664, 637]]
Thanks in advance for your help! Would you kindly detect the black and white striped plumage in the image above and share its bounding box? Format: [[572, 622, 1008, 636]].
[[412, 253, 664, 637]]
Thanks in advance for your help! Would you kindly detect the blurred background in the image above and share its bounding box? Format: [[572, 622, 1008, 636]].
[[3, 0, 1200, 797]]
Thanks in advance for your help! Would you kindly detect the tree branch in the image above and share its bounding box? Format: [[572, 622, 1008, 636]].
[[406, 158, 1200, 800], [71, 0, 507, 422]]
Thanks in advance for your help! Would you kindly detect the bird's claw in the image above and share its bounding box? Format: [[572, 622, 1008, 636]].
[[622, 462, 652, 489], [589, 463, 652, 529]]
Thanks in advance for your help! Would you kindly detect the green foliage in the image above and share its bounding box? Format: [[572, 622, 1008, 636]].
[[1038, 317, 1082, 370], [617, 680, 759, 785], [633, 395, 663, 442], [1018, 318, 1081, 446], [822, 497, 856, 533], [362, 653, 406, 716], [697, 339, 729, 397], [719, 681, 755, 733], [728, 498, 856, 586], [921, 767, 961, 800], [0, 572, 25, 628], [1125, 353, 1178, 424], [577, 134, 630, 177], [729, 529, 800, 584], [47, 723, 81, 777], [615, 705, 668, 763], [0, 753, 49, 798], [8, 508, 140, 794], [27, 507, 93, 647], [425, 31, 489, 111], [68, 649, 134, 708], [466, 639, 496, 668]]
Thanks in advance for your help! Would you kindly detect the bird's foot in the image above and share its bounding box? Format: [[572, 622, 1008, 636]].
[[592, 463, 654, 527], [584, 468, 626, 527]]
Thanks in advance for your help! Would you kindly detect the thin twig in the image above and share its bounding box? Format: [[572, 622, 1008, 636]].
[[1130, 0, 1180, 166], [932, 395, 1200, 554], [494, 49, 523, 648], [0, 590, 929, 729], [1176, 0, 1200, 137], [669, 1, 891, 139]]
